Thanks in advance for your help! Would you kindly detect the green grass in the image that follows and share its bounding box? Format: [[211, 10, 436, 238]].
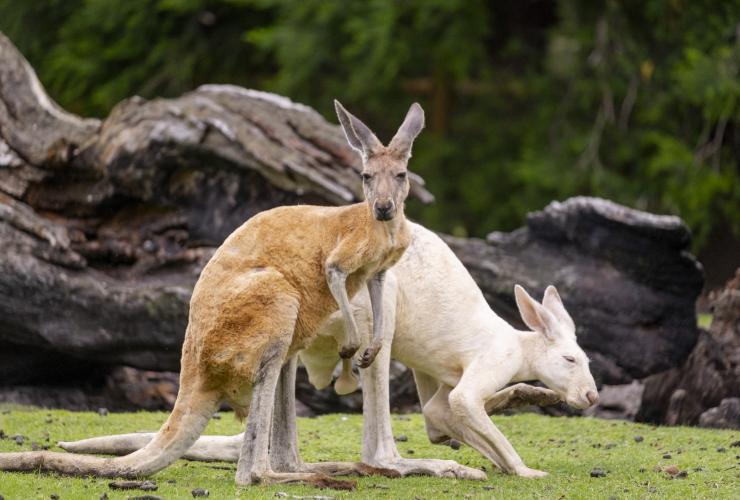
[[0, 410, 737, 499]]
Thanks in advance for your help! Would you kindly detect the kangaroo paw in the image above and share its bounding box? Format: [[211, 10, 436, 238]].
[[357, 343, 382, 368], [339, 343, 359, 359]]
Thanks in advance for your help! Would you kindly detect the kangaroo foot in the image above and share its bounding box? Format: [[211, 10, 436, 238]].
[[513, 465, 548, 478], [237, 469, 357, 490], [301, 461, 401, 478], [367, 458, 487, 480], [334, 369, 359, 395]]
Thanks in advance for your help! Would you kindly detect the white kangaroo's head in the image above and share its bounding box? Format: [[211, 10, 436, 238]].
[[334, 100, 424, 222], [514, 284, 598, 410]]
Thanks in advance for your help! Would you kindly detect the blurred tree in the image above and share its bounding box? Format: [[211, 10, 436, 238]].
[[0, 0, 737, 251]]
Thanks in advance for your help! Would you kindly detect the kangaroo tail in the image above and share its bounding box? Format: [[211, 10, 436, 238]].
[[0, 386, 220, 478], [59, 433, 157, 457], [60, 432, 244, 463]]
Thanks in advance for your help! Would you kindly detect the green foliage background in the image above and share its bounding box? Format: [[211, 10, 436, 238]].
[[1, 0, 738, 249]]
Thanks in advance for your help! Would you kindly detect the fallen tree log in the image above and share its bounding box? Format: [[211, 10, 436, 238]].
[[0, 31, 433, 384], [0, 33, 703, 412], [636, 270, 739, 428]]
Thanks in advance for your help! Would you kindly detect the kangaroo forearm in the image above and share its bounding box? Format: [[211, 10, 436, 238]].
[[484, 384, 561, 415], [367, 271, 386, 344], [326, 265, 360, 356]]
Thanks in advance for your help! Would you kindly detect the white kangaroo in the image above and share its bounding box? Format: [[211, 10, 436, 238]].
[[61, 222, 598, 479]]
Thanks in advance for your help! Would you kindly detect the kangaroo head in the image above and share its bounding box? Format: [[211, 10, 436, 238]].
[[334, 100, 424, 221], [514, 284, 598, 410]]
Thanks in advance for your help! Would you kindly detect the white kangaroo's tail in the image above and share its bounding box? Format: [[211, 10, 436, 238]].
[[59, 432, 243, 463], [0, 387, 220, 478]]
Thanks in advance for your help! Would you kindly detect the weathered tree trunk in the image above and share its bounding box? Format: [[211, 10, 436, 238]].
[[637, 270, 739, 428], [0, 33, 704, 413], [0, 31, 433, 385]]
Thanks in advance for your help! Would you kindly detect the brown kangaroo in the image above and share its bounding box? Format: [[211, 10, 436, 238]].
[[0, 100, 425, 486]]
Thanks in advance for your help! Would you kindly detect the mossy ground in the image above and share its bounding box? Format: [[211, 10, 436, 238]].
[[0, 409, 737, 499]]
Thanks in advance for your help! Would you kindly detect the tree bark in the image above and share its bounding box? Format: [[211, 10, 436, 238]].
[[637, 270, 739, 428]]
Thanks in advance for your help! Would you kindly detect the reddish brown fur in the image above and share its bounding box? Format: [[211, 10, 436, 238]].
[[192, 202, 410, 410]]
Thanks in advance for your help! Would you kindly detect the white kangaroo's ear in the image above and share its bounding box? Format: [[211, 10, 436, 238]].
[[514, 284, 558, 339], [388, 102, 425, 159], [334, 99, 383, 159], [542, 285, 576, 333]]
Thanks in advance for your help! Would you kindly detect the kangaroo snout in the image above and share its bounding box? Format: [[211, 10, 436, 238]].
[[586, 390, 599, 406], [374, 200, 395, 221]]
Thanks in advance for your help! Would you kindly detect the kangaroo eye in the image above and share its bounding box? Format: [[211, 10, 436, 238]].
[[361, 173, 373, 182], [396, 172, 407, 180], [563, 355, 576, 363]]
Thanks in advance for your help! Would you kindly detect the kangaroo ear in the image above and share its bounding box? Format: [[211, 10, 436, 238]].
[[542, 285, 575, 333], [334, 99, 383, 159], [514, 285, 558, 339], [388, 102, 425, 159]]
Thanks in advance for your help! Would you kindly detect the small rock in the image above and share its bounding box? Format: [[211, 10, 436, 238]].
[[211, 413, 221, 420], [395, 435, 408, 442], [406, 449, 415, 454], [100, 494, 108, 500], [677, 471, 688, 478], [482, 486, 494, 491], [31, 442, 40, 451], [716, 447, 726, 452], [14, 435, 24, 446], [639, 467, 646, 473], [449, 439, 461, 450], [662, 453, 671, 459], [50, 495, 59, 500], [97, 408, 109, 417], [730, 440, 740, 448], [590, 467, 607, 478], [634, 435, 644, 442], [0, 429, 5, 439], [694, 466, 704, 472], [191, 488, 209, 498], [166, 480, 176, 484], [604, 443, 616, 449], [647, 486, 657, 493]]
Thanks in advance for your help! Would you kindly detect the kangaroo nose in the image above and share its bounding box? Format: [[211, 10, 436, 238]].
[[586, 390, 599, 406], [374, 201, 394, 220]]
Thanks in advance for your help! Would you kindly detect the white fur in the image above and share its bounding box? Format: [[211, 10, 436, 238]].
[[302, 222, 598, 476]]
